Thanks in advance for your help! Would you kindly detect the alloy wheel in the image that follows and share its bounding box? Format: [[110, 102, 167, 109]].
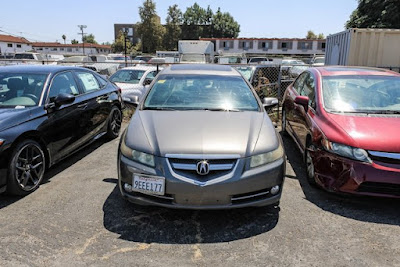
[[14, 144, 45, 191], [110, 109, 122, 136]]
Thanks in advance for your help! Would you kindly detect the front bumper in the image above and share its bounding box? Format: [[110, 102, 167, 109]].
[[311, 150, 400, 198], [118, 154, 285, 209]]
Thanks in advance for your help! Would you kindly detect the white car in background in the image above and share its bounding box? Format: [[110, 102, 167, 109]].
[[109, 66, 160, 100]]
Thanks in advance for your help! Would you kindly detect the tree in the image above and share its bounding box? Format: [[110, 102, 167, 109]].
[[163, 4, 183, 50], [211, 8, 240, 38], [62, 34, 66, 44], [182, 3, 207, 39], [306, 30, 325, 39], [71, 39, 79, 44], [111, 31, 132, 53], [346, 0, 400, 29], [136, 0, 165, 53], [306, 30, 317, 39], [83, 33, 97, 44]]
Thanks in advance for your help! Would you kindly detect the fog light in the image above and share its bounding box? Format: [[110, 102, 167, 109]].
[[271, 185, 280, 195], [124, 183, 132, 192]]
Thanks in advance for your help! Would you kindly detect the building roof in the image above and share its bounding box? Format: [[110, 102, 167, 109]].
[[200, 37, 326, 42], [32, 42, 111, 49], [0, 34, 31, 44]]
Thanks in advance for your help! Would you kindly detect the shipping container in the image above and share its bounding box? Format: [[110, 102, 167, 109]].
[[325, 28, 400, 68]]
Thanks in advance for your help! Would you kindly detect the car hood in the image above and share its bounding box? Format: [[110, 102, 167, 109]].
[[0, 108, 33, 132], [326, 113, 400, 152], [125, 110, 279, 157]]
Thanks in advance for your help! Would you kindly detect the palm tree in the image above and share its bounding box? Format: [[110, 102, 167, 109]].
[[62, 34, 66, 44]]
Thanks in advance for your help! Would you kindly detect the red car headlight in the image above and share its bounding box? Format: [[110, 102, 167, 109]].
[[322, 139, 372, 163]]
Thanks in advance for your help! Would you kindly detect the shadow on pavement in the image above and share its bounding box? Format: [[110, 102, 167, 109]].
[[0, 138, 110, 210], [102, 179, 280, 244], [281, 132, 400, 226]]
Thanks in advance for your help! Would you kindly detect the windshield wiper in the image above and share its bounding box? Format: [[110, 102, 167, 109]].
[[199, 108, 241, 112]]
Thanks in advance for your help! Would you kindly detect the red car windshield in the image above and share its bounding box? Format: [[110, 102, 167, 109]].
[[322, 75, 400, 114]]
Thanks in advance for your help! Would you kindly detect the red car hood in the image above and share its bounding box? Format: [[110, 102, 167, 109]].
[[326, 113, 400, 153]]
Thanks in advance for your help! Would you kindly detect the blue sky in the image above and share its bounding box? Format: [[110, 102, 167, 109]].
[[0, 0, 358, 43]]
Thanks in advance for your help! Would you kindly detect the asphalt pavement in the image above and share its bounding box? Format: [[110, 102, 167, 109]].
[[0, 125, 399, 267]]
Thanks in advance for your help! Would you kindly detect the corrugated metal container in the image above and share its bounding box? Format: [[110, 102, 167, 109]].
[[325, 28, 400, 67]]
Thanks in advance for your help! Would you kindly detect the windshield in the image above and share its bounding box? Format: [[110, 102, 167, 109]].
[[110, 70, 146, 84], [143, 74, 259, 111], [180, 54, 206, 63], [235, 66, 254, 81], [322, 75, 400, 113], [0, 73, 48, 108]]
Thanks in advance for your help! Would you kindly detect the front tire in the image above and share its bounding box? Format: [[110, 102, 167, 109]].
[[305, 142, 317, 185], [7, 139, 46, 196], [106, 106, 122, 139]]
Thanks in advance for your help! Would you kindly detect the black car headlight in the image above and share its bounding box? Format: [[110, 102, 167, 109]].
[[322, 139, 371, 163], [250, 145, 284, 168], [120, 140, 155, 167]]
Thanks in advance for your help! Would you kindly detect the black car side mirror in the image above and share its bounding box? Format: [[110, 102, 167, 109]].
[[54, 93, 75, 107]]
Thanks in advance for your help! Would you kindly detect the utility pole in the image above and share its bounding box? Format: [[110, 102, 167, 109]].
[[77, 25, 87, 55], [124, 28, 128, 67]]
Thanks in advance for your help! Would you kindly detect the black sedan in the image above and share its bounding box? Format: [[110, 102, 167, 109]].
[[0, 65, 123, 195]]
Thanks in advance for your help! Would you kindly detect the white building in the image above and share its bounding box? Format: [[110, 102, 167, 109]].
[[0, 34, 32, 55], [32, 42, 112, 56], [200, 38, 326, 56]]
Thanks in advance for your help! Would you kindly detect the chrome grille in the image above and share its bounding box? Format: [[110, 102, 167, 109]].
[[167, 155, 238, 182]]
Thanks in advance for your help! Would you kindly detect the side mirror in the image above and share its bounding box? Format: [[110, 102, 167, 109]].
[[123, 95, 140, 107], [54, 93, 75, 107], [294, 96, 309, 112], [143, 78, 152, 86], [262, 97, 279, 108]]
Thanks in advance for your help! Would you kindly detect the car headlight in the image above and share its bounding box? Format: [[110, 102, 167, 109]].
[[120, 140, 155, 167], [250, 145, 284, 168], [322, 139, 371, 163]]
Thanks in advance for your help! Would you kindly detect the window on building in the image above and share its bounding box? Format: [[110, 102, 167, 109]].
[[51, 48, 57, 51], [7, 44, 12, 48], [67, 48, 72, 52], [16, 44, 22, 48], [76, 48, 79, 51], [279, 41, 292, 50], [60, 48, 64, 51]]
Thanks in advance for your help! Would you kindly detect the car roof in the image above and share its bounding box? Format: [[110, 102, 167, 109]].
[[161, 64, 240, 76], [119, 65, 159, 71], [0, 65, 91, 74], [315, 66, 400, 77]]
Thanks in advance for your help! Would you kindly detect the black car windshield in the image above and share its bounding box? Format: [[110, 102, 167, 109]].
[[0, 73, 48, 108], [110, 70, 145, 84], [143, 74, 259, 111], [322, 75, 400, 113]]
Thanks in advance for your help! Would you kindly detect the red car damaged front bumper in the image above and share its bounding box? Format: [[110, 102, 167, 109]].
[[310, 150, 400, 198]]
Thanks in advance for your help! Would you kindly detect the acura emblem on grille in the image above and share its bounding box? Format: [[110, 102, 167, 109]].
[[196, 160, 210, 175]]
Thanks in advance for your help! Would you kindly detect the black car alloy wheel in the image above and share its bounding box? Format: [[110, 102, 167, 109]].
[[107, 106, 122, 139], [8, 139, 45, 195]]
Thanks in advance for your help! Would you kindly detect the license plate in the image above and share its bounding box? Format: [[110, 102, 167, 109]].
[[132, 174, 165, 196]]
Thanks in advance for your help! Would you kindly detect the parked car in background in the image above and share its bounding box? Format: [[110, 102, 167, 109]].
[[282, 66, 400, 198], [248, 57, 272, 64], [109, 66, 160, 100], [132, 56, 153, 64], [0, 65, 123, 195], [310, 56, 325, 66], [118, 64, 285, 209]]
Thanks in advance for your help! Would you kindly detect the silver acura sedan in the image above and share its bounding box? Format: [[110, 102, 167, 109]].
[[118, 64, 285, 209]]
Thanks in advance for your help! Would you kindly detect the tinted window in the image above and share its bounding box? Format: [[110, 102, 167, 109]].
[[76, 72, 100, 93], [48, 72, 79, 100], [300, 74, 316, 108], [145, 71, 157, 81], [293, 72, 308, 93], [96, 75, 108, 88], [144, 74, 259, 111], [0, 73, 48, 107]]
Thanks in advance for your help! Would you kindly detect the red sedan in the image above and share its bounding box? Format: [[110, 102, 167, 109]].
[[282, 66, 400, 198]]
